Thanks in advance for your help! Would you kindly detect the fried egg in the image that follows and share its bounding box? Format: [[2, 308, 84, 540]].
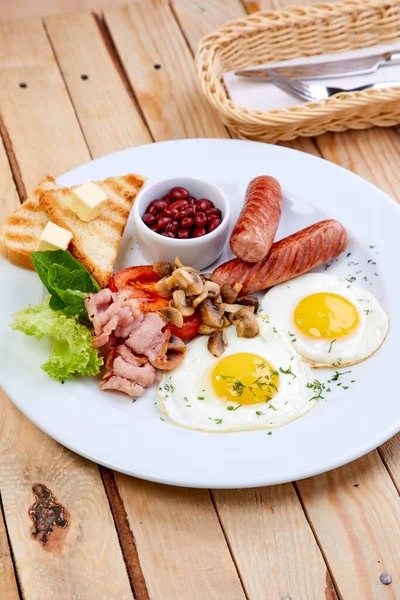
[[157, 317, 319, 432], [261, 273, 389, 367]]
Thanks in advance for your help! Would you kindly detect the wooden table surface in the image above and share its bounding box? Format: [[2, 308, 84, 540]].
[[1, 1, 400, 598]]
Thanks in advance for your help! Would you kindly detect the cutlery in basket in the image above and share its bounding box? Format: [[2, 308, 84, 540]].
[[269, 70, 400, 101]]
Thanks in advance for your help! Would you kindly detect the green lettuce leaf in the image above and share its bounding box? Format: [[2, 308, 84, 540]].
[[30, 250, 100, 317], [11, 296, 103, 383]]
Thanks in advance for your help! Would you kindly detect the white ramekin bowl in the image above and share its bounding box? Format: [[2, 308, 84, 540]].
[[132, 176, 230, 270]]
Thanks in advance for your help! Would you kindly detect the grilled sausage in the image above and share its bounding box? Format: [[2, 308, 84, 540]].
[[212, 219, 348, 295], [230, 176, 282, 263]]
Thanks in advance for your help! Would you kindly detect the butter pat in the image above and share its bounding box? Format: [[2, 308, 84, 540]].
[[70, 182, 108, 222], [38, 221, 73, 251]]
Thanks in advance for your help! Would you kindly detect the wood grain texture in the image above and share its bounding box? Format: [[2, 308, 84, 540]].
[[0, 389, 134, 600], [297, 453, 400, 599], [171, 0, 246, 49], [0, 18, 90, 194], [0, 497, 19, 600], [104, 0, 227, 141], [115, 477, 245, 600], [0, 16, 135, 600], [44, 11, 151, 158], [315, 128, 400, 202], [0, 135, 20, 224], [379, 434, 400, 494], [0, 0, 129, 21], [213, 484, 336, 600]]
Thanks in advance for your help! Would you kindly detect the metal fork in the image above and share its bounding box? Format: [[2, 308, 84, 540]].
[[269, 69, 400, 102]]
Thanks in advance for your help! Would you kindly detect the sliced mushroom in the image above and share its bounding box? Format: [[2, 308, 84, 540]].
[[192, 281, 221, 308], [175, 256, 185, 269], [168, 335, 186, 352], [220, 283, 239, 304], [222, 315, 231, 328], [201, 272, 213, 281], [200, 299, 224, 329], [208, 329, 228, 357], [159, 306, 184, 328], [221, 303, 255, 314], [237, 295, 259, 313], [170, 289, 195, 317], [198, 323, 219, 335], [154, 266, 204, 298], [153, 261, 175, 278], [231, 308, 259, 338]]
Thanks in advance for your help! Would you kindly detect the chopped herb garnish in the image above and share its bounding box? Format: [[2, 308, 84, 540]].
[[273, 326, 278, 334], [351, 380, 356, 383], [227, 404, 242, 411], [346, 276, 356, 283], [268, 404, 277, 411], [364, 309, 371, 315], [256, 362, 267, 369], [160, 417, 165, 421], [328, 339, 337, 353], [215, 418, 222, 425], [307, 379, 325, 401], [369, 245, 376, 249], [256, 411, 265, 416], [346, 252, 351, 258], [367, 259, 376, 265], [267, 431, 272, 435], [331, 369, 351, 381], [363, 276, 368, 282], [221, 375, 234, 380], [197, 396, 205, 401], [279, 365, 297, 379], [342, 386, 349, 390], [164, 383, 175, 393], [232, 379, 246, 397]]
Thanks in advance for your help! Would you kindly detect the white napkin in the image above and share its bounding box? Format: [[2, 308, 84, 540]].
[[223, 41, 400, 111]]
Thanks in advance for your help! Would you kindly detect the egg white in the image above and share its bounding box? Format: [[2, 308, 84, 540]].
[[157, 317, 319, 432], [261, 273, 389, 368]]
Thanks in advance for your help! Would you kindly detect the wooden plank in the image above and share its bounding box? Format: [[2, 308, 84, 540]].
[[171, 0, 246, 49], [104, 0, 227, 141], [0, 135, 20, 224], [0, 496, 19, 600], [44, 11, 151, 158], [314, 128, 400, 202], [380, 434, 400, 494], [0, 0, 129, 21], [0, 18, 90, 195], [0, 389, 134, 600], [213, 485, 336, 600], [0, 17, 134, 600], [297, 453, 400, 598], [115, 477, 245, 600]]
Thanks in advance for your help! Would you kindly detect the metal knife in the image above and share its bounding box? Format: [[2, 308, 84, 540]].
[[234, 52, 400, 81]]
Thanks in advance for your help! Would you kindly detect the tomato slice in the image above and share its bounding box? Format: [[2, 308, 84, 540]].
[[168, 311, 202, 341], [109, 265, 202, 340], [108, 265, 169, 312]]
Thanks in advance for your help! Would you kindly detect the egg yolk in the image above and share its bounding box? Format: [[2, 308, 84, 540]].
[[212, 352, 279, 405], [294, 292, 359, 339]]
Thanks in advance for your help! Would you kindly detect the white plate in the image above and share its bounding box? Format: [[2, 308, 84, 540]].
[[1, 139, 399, 489]]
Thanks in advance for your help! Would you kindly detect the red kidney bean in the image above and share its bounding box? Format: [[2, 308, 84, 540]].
[[165, 220, 179, 234], [194, 212, 207, 228], [161, 194, 171, 203], [181, 217, 194, 229], [188, 196, 196, 205], [197, 198, 214, 211], [205, 208, 222, 219], [152, 199, 170, 212], [193, 227, 207, 238], [208, 218, 222, 232], [158, 216, 173, 231], [149, 225, 159, 232], [170, 187, 189, 201], [169, 200, 189, 212], [161, 231, 176, 238], [176, 207, 194, 220], [142, 213, 157, 226], [147, 202, 159, 215], [177, 229, 190, 239], [163, 207, 179, 219]]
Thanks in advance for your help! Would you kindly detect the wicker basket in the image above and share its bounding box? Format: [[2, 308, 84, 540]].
[[195, 0, 400, 143]]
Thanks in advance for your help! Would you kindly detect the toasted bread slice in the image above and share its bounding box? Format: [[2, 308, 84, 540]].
[[0, 176, 58, 270], [39, 174, 145, 287]]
